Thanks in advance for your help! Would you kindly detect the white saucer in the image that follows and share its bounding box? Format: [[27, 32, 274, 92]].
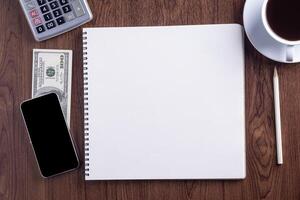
[[243, 0, 300, 63]]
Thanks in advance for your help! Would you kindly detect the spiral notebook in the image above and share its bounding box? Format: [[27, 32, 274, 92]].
[[83, 25, 246, 180]]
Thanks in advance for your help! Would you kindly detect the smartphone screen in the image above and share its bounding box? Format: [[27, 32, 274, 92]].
[[21, 93, 79, 178]]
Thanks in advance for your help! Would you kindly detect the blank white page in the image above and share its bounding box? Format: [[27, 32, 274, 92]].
[[83, 24, 245, 180]]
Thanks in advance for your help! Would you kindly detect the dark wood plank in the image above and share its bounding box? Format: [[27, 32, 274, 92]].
[[1, 0, 300, 199]]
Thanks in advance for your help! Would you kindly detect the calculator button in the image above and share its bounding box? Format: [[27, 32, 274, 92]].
[[62, 5, 72, 13], [45, 20, 56, 29], [40, 5, 50, 13], [36, 25, 45, 33], [43, 13, 53, 21], [29, 9, 39, 18], [49, 1, 59, 9], [36, 0, 46, 6], [56, 17, 65, 25], [53, 9, 62, 17], [26, 2, 36, 10], [58, 0, 68, 6], [72, 1, 85, 17], [64, 12, 75, 21], [32, 17, 42, 26]]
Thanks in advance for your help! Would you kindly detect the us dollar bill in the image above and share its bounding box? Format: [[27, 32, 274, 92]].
[[32, 49, 73, 127]]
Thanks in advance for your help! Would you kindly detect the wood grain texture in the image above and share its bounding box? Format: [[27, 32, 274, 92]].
[[1, 0, 300, 199]]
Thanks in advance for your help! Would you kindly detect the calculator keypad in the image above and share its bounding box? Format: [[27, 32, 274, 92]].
[[28, 0, 76, 31], [20, 0, 92, 41]]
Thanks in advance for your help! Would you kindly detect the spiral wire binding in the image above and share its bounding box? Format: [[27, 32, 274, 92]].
[[83, 30, 90, 177]]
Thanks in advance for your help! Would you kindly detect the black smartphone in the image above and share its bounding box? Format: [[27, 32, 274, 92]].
[[20, 93, 79, 178]]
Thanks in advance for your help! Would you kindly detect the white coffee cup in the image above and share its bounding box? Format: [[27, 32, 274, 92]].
[[261, 0, 300, 62]]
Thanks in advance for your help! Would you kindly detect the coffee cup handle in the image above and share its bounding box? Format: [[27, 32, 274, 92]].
[[286, 45, 294, 62]]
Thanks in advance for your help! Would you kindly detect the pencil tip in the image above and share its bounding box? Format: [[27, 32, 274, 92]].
[[274, 67, 278, 77]]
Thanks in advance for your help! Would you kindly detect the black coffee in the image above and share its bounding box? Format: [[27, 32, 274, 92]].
[[267, 0, 300, 41]]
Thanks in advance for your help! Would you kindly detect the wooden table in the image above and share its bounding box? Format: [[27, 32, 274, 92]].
[[1, 0, 300, 199]]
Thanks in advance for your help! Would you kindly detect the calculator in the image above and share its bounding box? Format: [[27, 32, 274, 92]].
[[19, 0, 93, 41]]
